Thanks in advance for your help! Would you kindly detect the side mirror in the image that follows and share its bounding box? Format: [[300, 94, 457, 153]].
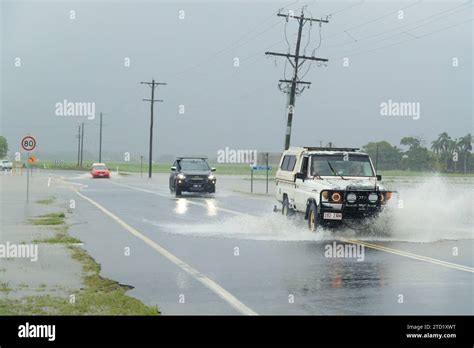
[[295, 172, 305, 181], [171, 166, 176, 171], [211, 167, 216, 172], [376, 174, 382, 181]]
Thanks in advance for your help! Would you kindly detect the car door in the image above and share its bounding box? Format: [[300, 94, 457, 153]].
[[294, 156, 310, 211], [170, 160, 178, 190]]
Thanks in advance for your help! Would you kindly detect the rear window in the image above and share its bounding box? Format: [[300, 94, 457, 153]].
[[93, 165, 107, 170], [280, 155, 296, 171]]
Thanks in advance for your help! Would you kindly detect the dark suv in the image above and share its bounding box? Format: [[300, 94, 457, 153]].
[[169, 157, 216, 197]]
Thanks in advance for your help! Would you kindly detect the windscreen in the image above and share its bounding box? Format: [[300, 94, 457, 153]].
[[310, 154, 374, 177], [179, 160, 210, 171], [93, 165, 107, 170]]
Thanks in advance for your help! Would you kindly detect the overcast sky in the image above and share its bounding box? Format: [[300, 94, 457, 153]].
[[1, 0, 472, 161]]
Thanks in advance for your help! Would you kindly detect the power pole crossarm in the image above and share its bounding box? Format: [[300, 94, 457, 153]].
[[265, 52, 328, 62], [276, 13, 329, 23]]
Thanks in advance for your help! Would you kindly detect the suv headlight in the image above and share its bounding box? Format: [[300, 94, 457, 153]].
[[177, 173, 186, 180], [368, 193, 378, 203], [208, 174, 215, 180], [346, 193, 357, 203]]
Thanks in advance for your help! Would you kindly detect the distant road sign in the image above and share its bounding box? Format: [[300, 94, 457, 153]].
[[28, 155, 37, 164], [21, 136, 36, 151], [252, 166, 272, 171]]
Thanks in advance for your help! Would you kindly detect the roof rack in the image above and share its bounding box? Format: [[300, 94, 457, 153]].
[[303, 147, 360, 152], [177, 157, 208, 160]]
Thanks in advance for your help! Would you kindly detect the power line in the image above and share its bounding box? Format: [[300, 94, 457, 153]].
[[328, 0, 366, 16], [324, 1, 422, 40], [325, 1, 472, 48], [328, 17, 473, 61], [166, 1, 300, 79]]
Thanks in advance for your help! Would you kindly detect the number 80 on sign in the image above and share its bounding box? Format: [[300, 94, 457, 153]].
[[21, 136, 37, 151]]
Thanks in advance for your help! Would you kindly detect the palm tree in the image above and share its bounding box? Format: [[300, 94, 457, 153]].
[[458, 134, 472, 173], [436, 132, 451, 171], [448, 139, 459, 172], [431, 139, 442, 158]]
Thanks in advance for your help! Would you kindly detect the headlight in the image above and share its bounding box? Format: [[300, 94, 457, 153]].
[[368, 193, 378, 203], [331, 192, 342, 203], [177, 173, 186, 180], [208, 174, 215, 180], [321, 191, 329, 201], [346, 193, 357, 203]]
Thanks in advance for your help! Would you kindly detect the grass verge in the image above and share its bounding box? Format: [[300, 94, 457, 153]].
[[29, 212, 65, 225], [0, 211, 159, 315], [35, 196, 56, 205]]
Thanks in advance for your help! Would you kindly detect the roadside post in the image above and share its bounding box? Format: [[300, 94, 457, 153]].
[[251, 163, 273, 194], [140, 155, 144, 178], [265, 152, 269, 194], [250, 164, 253, 193], [21, 135, 37, 204]]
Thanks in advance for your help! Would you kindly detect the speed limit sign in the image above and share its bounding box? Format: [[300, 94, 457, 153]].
[[21, 135, 37, 151]]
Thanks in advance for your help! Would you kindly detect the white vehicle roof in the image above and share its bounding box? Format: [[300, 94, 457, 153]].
[[286, 146, 369, 156]]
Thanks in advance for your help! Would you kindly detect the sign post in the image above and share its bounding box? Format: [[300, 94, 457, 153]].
[[250, 162, 273, 194], [21, 135, 37, 204]]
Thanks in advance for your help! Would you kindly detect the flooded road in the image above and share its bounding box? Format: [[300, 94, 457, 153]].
[[56, 171, 473, 315]]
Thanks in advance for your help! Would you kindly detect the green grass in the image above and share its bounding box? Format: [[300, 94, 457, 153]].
[[29, 212, 65, 225], [33, 160, 474, 177], [0, 245, 160, 315], [0, 282, 12, 293], [34, 160, 278, 176], [35, 196, 56, 205], [1, 211, 160, 315], [33, 226, 82, 245]]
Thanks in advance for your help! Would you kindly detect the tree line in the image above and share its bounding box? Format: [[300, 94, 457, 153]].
[[362, 133, 473, 173]]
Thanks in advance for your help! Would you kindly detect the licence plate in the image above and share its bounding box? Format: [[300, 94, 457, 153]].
[[323, 212, 342, 220], [193, 184, 201, 188]]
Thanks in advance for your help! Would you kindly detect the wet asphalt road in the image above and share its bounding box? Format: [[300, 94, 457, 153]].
[[53, 171, 473, 315]]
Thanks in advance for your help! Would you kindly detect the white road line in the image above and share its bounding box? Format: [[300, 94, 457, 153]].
[[74, 189, 258, 315], [108, 180, 251, 217], [342, 238, 474, 273]]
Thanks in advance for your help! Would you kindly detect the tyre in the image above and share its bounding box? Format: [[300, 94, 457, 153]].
[[175, 184, 182, 197], [282, 196, 291, 217], [308, 202, 319, 232]]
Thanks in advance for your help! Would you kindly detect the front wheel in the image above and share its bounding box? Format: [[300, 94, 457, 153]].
[[308, 202, 320, 232], [175, 184, 182, 197], [282, 196, 292, 217]]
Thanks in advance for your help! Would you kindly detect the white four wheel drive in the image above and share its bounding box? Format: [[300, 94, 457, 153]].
[[275, 147, 394, 231], [1, 159, 13, 171]]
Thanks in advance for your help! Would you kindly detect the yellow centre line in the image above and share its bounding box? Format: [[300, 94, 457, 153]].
[[341, 238, 474, 273]]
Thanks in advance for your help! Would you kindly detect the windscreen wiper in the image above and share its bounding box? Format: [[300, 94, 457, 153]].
[[327, 161, 348, 180]]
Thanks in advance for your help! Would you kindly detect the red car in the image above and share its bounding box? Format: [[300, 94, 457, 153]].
[[90, 163, 110, 178]]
